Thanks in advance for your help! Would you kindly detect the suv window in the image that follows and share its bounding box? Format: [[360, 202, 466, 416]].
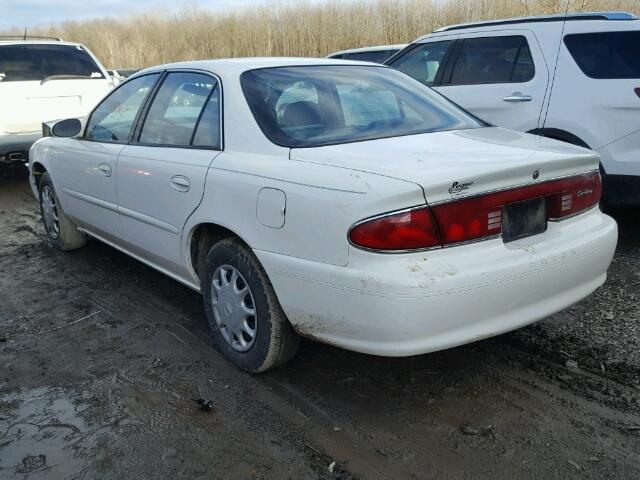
[[86, 73, 159, 142], [0, 44, 104, 83], [139, 72, 217, 147], [347, 50, 398, 64], [388, 41, 453, 86], [447, 36, 534, 85], [564, 31, 640, 79]]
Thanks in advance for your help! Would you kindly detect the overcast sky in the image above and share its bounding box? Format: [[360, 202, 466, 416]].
[[0, 0, 274, 30]]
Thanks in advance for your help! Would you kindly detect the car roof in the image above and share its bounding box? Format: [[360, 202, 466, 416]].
[[0, 39, 86, 47], [139, 57, 382, 75], [328, 44, 408, 56], [426, 11, 638, 35]]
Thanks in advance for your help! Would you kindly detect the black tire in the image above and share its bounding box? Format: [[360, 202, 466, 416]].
[[38, 172, 86, 251], [201, 238, 299, 372]]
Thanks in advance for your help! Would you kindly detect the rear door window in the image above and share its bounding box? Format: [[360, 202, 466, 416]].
[[446, 36, 534, 85], [564, 31, 640, 79], [0, 44, 104, 83], [138, 72, 217, 147], [387, 41, 453, 86]]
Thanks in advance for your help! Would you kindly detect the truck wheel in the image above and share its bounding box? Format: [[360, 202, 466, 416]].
[[38, 172, 86, 251], [201, 238, 299, 372]]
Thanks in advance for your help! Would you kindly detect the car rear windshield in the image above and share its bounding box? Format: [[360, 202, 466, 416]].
[[0, 44, 105, 83], [241, 65, 481, 148], [564, 31, 640, 79]]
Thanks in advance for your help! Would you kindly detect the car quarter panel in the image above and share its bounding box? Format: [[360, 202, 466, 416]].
[[544, 21, 640, 153], [182, 151, 426, 276]]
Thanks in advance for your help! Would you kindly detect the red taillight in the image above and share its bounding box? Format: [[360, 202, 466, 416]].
[[431, 197, 503, 244], [432, 171, 601, 244], [349, 207, 441, 251], [547, 171, 602, 219], [349, 171, 601, 251]]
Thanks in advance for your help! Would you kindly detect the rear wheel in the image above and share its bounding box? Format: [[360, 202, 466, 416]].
[[201, 238, 299, 372], [38, 172, 86, 251]]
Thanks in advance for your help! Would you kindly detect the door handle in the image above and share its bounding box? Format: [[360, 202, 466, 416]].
[[503, 92, 532, 103], [98, 163, 112, 177], [171, 175, 190, 192]]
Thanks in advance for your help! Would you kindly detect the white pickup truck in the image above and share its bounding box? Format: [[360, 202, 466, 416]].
[[0, 36, 113, 170]]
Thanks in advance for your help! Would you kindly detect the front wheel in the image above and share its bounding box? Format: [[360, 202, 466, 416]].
[[201, 238, 299, 372], [38, 172, 86, 251]]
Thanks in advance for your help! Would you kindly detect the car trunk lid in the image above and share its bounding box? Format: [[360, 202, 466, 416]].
[[289, 127, 600, 205]]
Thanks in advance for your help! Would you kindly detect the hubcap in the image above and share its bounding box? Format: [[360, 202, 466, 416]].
[[41, 186, 60, 239], [210, 265, 257, 352]]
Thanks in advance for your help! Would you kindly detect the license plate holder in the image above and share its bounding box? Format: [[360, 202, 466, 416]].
[[502, 197, 547, 243]]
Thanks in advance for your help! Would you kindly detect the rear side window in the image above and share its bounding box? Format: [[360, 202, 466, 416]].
[[0, 44, 104, 83], [388, 41, 453, 86], [447, 36, 534, 85], [86, 74, 159, 142], [564, 32, 640, 79], [139, 72, 218, 147], [347, 50, 398, 64]]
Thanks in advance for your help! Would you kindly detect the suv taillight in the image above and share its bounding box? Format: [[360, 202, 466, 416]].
[[349, 171, 601, 251]]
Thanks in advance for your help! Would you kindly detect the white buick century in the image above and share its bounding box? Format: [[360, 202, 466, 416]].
[[28, 58, 617, 372]]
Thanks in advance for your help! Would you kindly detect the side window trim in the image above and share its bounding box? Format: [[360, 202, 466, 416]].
[[131, 68, 224, 151], [435, 39, 460, 86], [130, 70, 169, 144], [189, 82, 219, 146], [81, 72, 162, 144]]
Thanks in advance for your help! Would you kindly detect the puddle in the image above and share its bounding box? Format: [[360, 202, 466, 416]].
[[0, 388, 89, 479]]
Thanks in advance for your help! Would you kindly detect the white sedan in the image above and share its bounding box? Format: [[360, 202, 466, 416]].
[[28, 58, 617, 372]]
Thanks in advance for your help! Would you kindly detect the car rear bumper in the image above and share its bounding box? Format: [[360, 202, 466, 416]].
[[0, 132, 41, 162], [256, 208, 617, 357]]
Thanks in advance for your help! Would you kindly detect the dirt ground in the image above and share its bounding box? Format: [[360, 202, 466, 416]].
[[1, 167, 639, 479]]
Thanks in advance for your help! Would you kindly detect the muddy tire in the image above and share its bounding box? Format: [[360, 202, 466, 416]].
[[38, 172, 86, 251], [201, 238, 299, 372]]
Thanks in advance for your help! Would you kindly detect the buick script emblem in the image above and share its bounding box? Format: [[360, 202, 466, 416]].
[[449, 181, 474, 194], [577, 188, 594, 198]]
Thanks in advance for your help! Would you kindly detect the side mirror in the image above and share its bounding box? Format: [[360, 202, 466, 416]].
[[51, 118, 82, 138]]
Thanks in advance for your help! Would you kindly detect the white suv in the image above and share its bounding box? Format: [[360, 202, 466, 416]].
[[0, 36, 113, 169], [387, 12, 640, 206]]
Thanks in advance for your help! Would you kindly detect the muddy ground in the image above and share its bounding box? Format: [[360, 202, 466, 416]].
[[1, 167, 639, 479]]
